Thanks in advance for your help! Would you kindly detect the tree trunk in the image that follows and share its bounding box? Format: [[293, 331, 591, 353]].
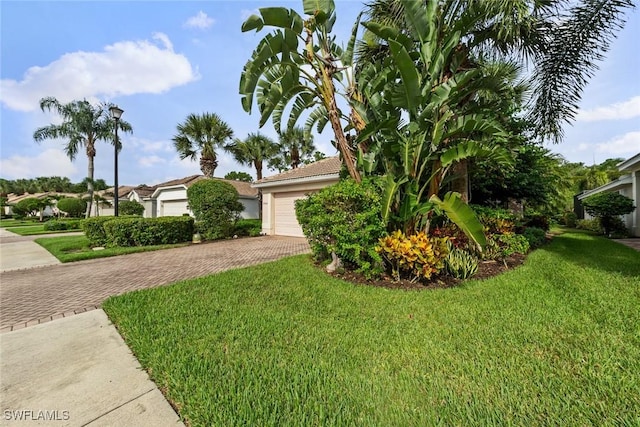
[[200, 154, 217, 178], [451, 159, 469, 202], [85, 149, 95, 219], [326, 90, 360, 183]]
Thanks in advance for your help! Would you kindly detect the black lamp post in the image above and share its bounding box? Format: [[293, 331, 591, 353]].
[[109, 106, 124, 217]]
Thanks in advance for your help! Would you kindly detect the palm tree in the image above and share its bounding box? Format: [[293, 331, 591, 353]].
[[269, 127, 316, 172], [33, 97, 133, 218], [224, 132, 278, 181], [172, 113, 234, 178]]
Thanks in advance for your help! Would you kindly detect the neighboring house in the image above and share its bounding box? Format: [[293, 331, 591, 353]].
[[95, 186, 135, 217], [149, 175, 259, 219], [576, 152, 640, 237], [253, 156, 341, 237], [127, 185, 157, 218], [4, 192, 77, 217]]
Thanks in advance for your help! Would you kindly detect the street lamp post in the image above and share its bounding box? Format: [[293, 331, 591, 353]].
[[109, 106, 124, 217]]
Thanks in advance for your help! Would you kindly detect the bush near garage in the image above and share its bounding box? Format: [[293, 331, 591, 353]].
[[118, 200, 145, 216], [233, 219, 262, 237], [187, 180, 243, 241]]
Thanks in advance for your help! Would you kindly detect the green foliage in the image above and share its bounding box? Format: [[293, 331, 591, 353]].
[[522, 227, 547, 249], [187, 179, 244, 240], [522, 213, 550, 231], [233, 219, 262, 237], [43, 219, 83, 232], [82, 216, 116, 246], [57, 197, 87, 217], [576, 218, 602, 233], [224, 171, 253, 182], [102, 217, 194, 247], [582, 192, 635, 235], [473, 205, 517, 234], [444, 242, 478, 279], [13, 198, 41, 218], [295, 178, 386, 275], [118, 200, 144, 216], [563, 211, 578, 228], [376, 231, 449, 282]]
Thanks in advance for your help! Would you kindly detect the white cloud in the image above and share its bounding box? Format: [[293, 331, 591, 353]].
[[0, 148, 78, 179], [128, 137, 173, 153], [577, 96, 640, 122], [0, 33, 199, 112], [138, 155, 167, 167], [184, 11, 214, 30], [596, 131, 640, 154]]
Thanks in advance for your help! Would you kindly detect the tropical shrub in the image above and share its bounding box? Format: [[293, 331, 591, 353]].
[[497, 234, 530, 257], [233, 219, 262, 237], [376, 231, 449, 282], [473, 206, 517, 234], [522, 213, 550, 231], [295, 178, 386, 275], [83, 217, 116, 246], [576, 218, 602, 233], [582, 192, 634, 236], [605, 216, 630, 239], [187, 180, 243, 240], [118, 200, 144, 216], [522, 227, 547, 249], [57, 197, 87, 218], [444, 242, 478, 279], [563, 211, 578, 228]]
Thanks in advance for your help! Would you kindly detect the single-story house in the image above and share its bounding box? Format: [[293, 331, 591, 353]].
[[576, 152, 640, 237], [253, 156, 341, 237], [135, 175, 259, 219]]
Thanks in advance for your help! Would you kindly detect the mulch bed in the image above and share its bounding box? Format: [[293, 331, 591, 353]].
[[328, 253, 527, 291]]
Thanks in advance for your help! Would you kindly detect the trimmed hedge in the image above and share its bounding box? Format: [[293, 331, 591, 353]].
[[44, 219, 83, 231], [83, 217, 114, 246], [233, 219, 262, 237], [102, 216, 194, 247]]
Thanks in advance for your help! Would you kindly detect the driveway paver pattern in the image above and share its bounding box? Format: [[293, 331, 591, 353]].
[[0, 236, 310, 332]]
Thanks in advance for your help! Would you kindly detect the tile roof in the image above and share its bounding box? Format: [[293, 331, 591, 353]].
[[256, 156, 341, 184], [152, 175, 257, 197]]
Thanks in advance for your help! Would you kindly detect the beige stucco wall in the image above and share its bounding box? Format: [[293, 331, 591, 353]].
[[259, 178, 339, 236]]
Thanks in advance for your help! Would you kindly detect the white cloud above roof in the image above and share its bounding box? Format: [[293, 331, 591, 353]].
[[0, 148, 78, 179], [184, 11, 215, 30], [0, 33, 198, 112], [596, 131, 640, 154]]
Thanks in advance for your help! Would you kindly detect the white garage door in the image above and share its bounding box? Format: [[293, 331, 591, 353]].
[[274, 191, 308, 237], [161, 200, 189, 217]]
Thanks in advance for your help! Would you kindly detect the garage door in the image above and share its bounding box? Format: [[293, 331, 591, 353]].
[[274, 191, 308, 237], [161, 200, 189, 217]]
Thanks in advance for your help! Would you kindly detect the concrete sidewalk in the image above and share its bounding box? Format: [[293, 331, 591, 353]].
[[0, 310, 184, 427], [0, 228, 69, 272]]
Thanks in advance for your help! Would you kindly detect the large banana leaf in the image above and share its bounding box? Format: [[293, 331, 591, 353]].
[[242, 8, 304, 34], [430, 192, 486, 249]]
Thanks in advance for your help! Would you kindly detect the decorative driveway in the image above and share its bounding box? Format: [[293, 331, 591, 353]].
[[0, 236, 310, 332]]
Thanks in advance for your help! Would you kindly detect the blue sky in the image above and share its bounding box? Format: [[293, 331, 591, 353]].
[[1, 1, 638, 186]]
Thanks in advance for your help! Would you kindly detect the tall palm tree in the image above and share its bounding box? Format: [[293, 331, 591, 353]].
[[224, 132, 278, 181], [269, 127, 316, 172], [33, 97, 133, 218], [172, 113, 234, 178]]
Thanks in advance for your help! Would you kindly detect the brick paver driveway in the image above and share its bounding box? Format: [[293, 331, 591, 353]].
[[0, 236, 309, 332]]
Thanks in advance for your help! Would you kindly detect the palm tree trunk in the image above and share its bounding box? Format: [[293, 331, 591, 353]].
[[326, 89, 360, 183], [451, 160, 469, 202], [86, 154, 94, 219]]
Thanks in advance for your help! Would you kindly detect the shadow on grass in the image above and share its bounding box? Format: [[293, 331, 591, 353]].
[[541, 231, 640, 279]]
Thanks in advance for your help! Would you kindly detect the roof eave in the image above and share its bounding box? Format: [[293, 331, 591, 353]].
[[577, 174, 633, 199], [252, 173, 340, 189], [617, 152, 640, 172]]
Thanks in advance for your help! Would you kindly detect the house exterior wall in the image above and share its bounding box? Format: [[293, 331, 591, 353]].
[[259, 178, 339, 236], [239, 198, 259, 219]]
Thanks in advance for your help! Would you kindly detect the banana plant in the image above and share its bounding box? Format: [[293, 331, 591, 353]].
[[240, 0, 364, 182]]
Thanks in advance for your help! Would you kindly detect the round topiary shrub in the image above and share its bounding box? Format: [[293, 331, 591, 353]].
[[57, 197, 87, 218], [118, 200, 145, 216], [295, 177, 386, 276], [187, 179, 244, 240], [582, 192, 635, 236]]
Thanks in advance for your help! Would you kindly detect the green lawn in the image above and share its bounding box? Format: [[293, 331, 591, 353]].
[[103, 231, 640, 426], [7, 224, 82, 236], [35, 235, 189, 263], [0, 219, 48, 228]]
